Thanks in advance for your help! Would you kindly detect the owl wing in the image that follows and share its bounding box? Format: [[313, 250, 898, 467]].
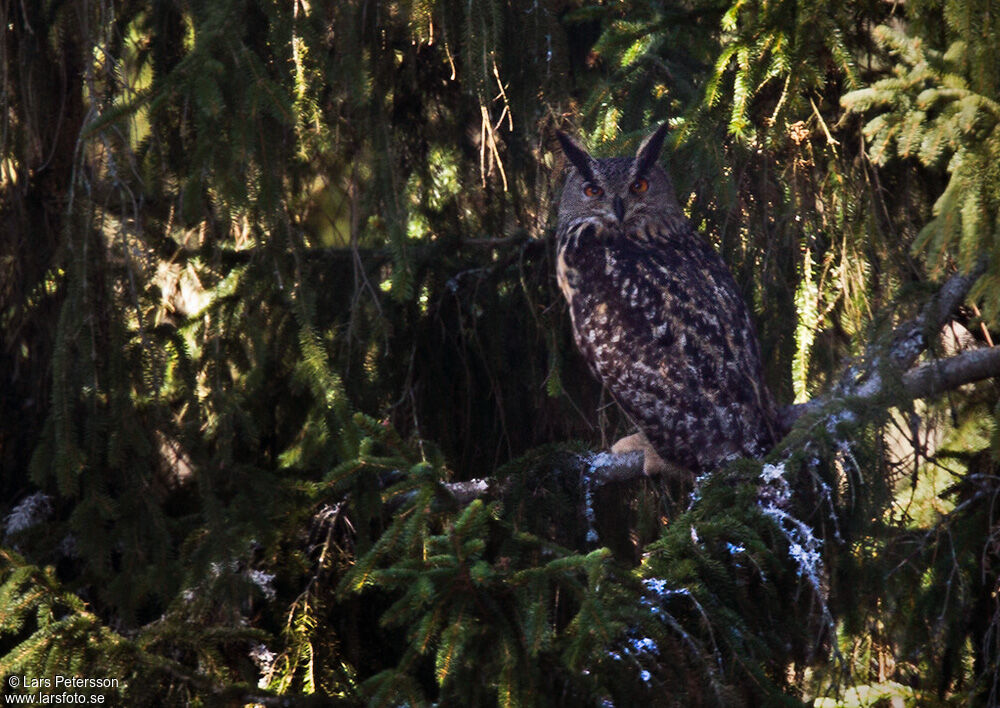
[[565, 232, 775, 471]]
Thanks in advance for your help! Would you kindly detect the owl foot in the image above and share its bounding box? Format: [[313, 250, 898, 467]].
[[611, 432, 669, 476]]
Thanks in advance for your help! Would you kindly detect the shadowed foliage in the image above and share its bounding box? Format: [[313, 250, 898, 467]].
[[2, 0, 999, 705]]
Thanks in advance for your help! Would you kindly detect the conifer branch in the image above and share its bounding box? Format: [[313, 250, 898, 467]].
[[459, 347, 999, 498], [902, 345, 1000, 400], [438, 452, 647, 506], [442, 477, 493, 506], [782, 261, 988, 427], [440, 265, 996, 500]]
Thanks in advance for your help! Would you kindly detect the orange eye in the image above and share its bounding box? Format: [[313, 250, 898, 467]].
[[630, 178, 649, 194], [583, 184, 603, 198]]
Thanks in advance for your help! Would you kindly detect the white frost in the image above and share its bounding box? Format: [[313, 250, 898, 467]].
[[248, 569, 277, 601], [249, 643, 277, 688], [629, 637, 658, 654], [759, 462, 785, 484], [583, 453, 623, 543], [4, 492, 52, 538]]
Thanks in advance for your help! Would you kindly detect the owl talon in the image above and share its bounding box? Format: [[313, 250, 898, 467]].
[[611, 432, 669, 477]]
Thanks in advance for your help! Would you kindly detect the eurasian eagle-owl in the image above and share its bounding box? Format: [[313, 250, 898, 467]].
[[555, 124, 777, 473]]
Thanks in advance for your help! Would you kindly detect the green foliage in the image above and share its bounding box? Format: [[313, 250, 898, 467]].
[[0, 549, 271, 705], [842, 12, 1000, 319], [339, 482, 622, 706], [2, 0, 999, 705]]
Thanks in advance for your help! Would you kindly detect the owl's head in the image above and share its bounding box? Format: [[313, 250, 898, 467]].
[[555, 124, 681, 232]]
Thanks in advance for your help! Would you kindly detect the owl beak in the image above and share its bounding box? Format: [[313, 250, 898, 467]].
[[612, 195, 625, 223]]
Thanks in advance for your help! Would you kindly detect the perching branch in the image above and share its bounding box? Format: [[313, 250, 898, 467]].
[[437, 265, 997, 503]]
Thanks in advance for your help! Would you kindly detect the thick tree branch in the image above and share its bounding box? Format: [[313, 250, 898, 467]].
[[444, 477, 493, 506], [433, 452, 648, 508], [437, 265, 995, 502], [903, 345, 1000, 399], [782, 262, 988, 429], [441, 346, 1000, 503], [879, 262, 984, 370]]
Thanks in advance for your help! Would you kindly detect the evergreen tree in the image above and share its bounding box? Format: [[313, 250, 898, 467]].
[[2, 0, 999, 705]]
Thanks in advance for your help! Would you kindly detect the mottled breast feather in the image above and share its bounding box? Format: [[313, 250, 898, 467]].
[[556, 214, 777, 473]]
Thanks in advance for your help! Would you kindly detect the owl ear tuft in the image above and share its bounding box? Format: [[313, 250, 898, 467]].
[[556, 130, 598, 184], [634, 123, 670, 176]]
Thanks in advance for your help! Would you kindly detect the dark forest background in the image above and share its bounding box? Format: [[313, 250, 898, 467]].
[[2, 0, 1000, 705]]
